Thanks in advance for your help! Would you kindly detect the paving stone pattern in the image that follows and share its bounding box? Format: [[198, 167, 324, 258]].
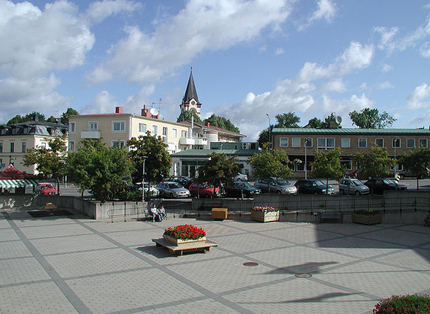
[[1, 208, 430, 314]]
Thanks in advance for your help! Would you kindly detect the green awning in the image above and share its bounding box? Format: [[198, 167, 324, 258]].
[[0, 179, 38, 189]]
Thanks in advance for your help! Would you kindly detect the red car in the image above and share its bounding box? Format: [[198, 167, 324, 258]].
[[188, 182, 220, 198], [35, 183, 59, 195]]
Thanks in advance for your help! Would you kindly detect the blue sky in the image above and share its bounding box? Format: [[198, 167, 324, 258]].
[[2, 0, 430, 140]]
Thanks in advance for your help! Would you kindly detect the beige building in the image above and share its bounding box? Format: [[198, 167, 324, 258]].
[[272, 127, 430, 177], [0, 120, 68, 174]]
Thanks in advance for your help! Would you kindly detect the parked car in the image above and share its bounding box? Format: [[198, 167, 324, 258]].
[[390, 169, 429, 179], [35, 182, 59, 195], [234, 173, 248, 181], [133, 182, 159, 197], [339, 178, 370, 195], [254, 177, 297, 194], [224, 181, 261, 198], [164, 176, 193, 188], [345, 169, 362, 179], [188, 182, 220, 198], [156, 182, 191, 198], [294, 179, 335, 195], [364, 178, 407, 194]]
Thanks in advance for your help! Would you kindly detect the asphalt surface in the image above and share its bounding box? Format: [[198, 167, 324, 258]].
[[1, 205, 430, 314]]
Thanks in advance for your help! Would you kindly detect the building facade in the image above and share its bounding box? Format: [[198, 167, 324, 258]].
[[0, 120, 68, 174], [272, 127, 430, 177]]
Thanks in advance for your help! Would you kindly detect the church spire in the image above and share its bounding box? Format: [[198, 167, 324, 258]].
[[180, 69, 202, 118]]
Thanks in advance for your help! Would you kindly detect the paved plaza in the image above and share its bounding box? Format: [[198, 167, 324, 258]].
[[1, 207, 430, 314]]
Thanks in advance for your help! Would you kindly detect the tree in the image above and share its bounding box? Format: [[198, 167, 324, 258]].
[[274, 112, 300, 128], [310, 148, 345, 194], [197, 152, 240, 189], [67, 139, 134, 202], [61, 108, 79, 124], [257, 128, 271, 148], [399, 147, 430, 190], [249, 143, 292, 185], [349, 108, 396, 129], [306, 117, 324, 128], [203, 114, 240, 133], [23, 135, 67, 194], [7, 112, 46, 125], [177, 110, 202, 123], [352, 146, 395, 182], [127, 132, 172, 190]]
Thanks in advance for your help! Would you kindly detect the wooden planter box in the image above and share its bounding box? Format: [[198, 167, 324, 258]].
[[352, 212, 382, 225], [163, 234, 207, 247], [211, 208, 228, 220], [251, 210, 279, 222]]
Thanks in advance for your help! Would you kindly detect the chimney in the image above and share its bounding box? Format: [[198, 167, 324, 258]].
[[205, 122, 210, 127], [115, 107, 123, 114]]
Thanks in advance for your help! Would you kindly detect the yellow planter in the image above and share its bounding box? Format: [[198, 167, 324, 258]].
[[251, 210, 279, 222], [163, 234, 207, 247]]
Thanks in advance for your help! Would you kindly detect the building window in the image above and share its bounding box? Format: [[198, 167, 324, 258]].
[[40, 142, 47, 149], [393, 138, 401, 148], [0, 142, 3, 153], [341, 138, 350, 148], [279, 137, 288, 147], [340, 160, 352, 170], [139, 123, 147, 133], [68, 140, 75, 152], [317, 138, 335, 150], [420, 138, 428, 148], [69, 122, 76, 133], [291, 137, 300, 148], [152, 125, 158, 136], [375, 138, 384, 147], [406, 138, 415, 148], [358, 138, 367, 148], [89, 121, 98, 131], [111, 140, 125, 148], [181, 130, 187, 138], [172, 129, 178, 138], [10, 142, 14, 153], [22, 142, 27, 153], [304, 138, 313, 147], [112, 121, 125, 133]]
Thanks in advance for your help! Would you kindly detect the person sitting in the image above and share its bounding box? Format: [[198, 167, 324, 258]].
[[150, 205, 159, 222], [159, 206, 166, 220]]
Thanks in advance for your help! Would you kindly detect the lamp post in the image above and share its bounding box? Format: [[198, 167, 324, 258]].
[[393, 136, 398, 176], [266, 113, 271, 150], [304, 138, 309, 179], [141, 156, 147, 202]]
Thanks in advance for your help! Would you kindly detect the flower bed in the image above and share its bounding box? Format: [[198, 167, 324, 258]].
[[352, 210, 382, 225], [163, 224, 207, 246], [251, 206, 279, 222], [373, 294, 430, 313]]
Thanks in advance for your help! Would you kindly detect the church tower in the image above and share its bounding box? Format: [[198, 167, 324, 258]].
[[179, 70, 202, 118]]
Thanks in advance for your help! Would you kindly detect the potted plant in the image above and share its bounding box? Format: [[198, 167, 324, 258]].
[[251, 206, 280, 222], [352, 209, 382, 225], [163, 224, 207, 246]]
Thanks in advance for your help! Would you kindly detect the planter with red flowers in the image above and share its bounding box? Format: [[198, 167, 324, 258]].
[[251, 206, 280, 222], [163, 224, 207, 247]]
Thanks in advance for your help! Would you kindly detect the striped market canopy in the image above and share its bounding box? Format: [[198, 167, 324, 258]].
[[0, 179, 38, 189]]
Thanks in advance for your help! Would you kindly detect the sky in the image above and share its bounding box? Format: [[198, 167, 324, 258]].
[[2, 0, 430, 141]]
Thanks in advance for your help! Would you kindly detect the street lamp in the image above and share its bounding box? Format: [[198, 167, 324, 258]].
[[141, 156, 147, 202], [304, 138, 309, 179], [266, 113, 271, 150], [393, 136, 398, 176]]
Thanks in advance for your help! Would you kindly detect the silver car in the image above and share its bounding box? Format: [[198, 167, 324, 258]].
[[254, 178, 297, 194], [339, 178, 370, 195], [156, 182, 191, 198]]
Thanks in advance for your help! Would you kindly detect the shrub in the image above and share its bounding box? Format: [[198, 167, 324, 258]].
[[373, 294, 430, 313]]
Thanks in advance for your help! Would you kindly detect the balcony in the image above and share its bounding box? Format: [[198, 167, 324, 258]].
[[179, 137, 208, 146], [81, 130, 101, 139]]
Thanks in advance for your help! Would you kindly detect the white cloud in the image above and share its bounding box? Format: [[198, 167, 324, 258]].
[[382, 63, 393, 72], [320, 78, 346, 93], [81, 91, 119, 114], [376, 81, 394, 90], [85, 0, 140, 24], [298, 0, 336, 31], [275, 47, 285, 55], [86, 0, 293, 84], [406, 83, 430, 110]]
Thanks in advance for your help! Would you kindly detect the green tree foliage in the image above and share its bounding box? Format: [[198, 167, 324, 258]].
[[274, 112, 300, 128], [177, 110, 203, 123], [249, 143, 292, 182], [197, 152, 240, 188], [67, 139, 134, 202], [257, 128, 271, 148], [61, 108, 79, 124], [306, 117, 324, 128], [127, 132, 172, 187], [203, 114, 240, 133], [310, 148, 345, 193], [399, 147, 430, 190], [349, 108, 396, 129], [8, 112, 46, 125], [353, 146, 395, 180], [23, 135, 68, 193]]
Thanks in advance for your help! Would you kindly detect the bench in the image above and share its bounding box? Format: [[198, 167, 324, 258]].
[[320, 212, 342, 223], [152, 238, 218, 255]]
